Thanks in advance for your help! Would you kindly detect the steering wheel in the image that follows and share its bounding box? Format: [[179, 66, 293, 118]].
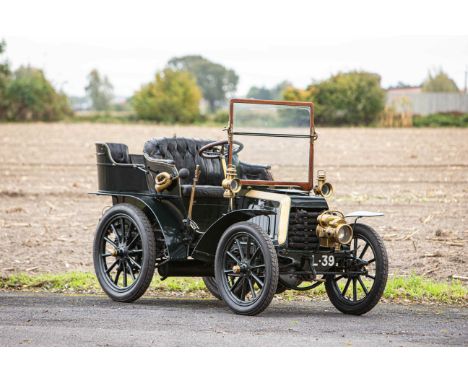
[[198, 139, 244, 159]]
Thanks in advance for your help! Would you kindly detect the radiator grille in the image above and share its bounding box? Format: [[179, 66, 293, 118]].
[[287, 208, 321, 250]]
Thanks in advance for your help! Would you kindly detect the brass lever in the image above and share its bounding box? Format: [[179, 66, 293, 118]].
[[187, 165, 201, 220]]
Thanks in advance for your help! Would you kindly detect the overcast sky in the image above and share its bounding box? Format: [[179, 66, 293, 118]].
[[1, 0, 467, 97]]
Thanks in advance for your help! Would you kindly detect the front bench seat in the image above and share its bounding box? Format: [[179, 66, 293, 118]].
[[143, 137, 273, 197], [144, 137, 224, 186]]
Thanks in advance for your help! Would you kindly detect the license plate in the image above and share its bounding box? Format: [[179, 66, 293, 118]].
[[312, 254, 336, 271]]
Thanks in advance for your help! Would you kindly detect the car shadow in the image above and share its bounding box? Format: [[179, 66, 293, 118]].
[[135, 296, 224, 309], [128, 296, 360, 319]]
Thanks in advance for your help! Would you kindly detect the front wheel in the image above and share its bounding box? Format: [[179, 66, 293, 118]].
[[325, 223, 388, 315], [203, 276, 286, 299], [215, 222, 279, 316]]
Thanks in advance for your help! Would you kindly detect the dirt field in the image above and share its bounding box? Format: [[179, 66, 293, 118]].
[[0, 123, 467, 280]]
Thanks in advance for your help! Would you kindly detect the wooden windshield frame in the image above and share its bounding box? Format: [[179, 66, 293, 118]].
[[228, 98, 316, 191]]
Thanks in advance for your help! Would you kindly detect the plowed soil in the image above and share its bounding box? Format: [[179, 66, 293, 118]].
[[0, 123, 467, 280]]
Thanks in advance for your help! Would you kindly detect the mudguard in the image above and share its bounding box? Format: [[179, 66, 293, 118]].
[[191, 208, 273, 262], [94, 192, 188, 260], [345, 210, 384, 223]]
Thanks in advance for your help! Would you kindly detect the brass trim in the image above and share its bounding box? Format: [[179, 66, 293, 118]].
[[244, 190, 291, 246], [220, 156, 227, 178]]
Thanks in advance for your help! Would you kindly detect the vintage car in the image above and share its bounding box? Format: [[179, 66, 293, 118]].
[[92, 99, 388, 315]]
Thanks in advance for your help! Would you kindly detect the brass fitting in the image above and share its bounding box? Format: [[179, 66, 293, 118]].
[[316, 210, 353, 248], [313, 170, 334, 198], [222, 164, 241, 198], [187, 165, 201, 220], [155, 172, 173, 192]]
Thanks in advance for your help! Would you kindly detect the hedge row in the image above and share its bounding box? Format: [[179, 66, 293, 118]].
[[413, 113, 468, 127]]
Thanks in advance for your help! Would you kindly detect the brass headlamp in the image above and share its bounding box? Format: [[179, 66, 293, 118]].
[[314, 170, 334, 198], [222, 164, 241, 198], [316, 210, 353, 248]]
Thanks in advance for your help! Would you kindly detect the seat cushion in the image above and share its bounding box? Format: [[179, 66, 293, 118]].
[[180, 185, 225, 198], [144, 137, 224, 186]]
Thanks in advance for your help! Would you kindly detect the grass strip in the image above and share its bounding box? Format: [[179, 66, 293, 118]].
[[0, 272, 466, 305]]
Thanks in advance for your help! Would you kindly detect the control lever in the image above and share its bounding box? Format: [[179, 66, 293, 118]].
[[187, 164, 201, 220]]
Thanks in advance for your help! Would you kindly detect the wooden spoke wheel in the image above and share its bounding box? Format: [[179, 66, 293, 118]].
[[93, 204, 157, 302], [215, 222, 278, 316], [325, 223, 388, 315]]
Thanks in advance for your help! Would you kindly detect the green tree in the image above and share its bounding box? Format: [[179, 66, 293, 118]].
[[132, 68, 201, 123], [284, 71, 385, 125], [283, 84, 316, 102], [0, 40, 11, 118], [246, 86, 272, 100], [85, 69, 114, 111], [422, 69, 459, 92], [5, 66, 72, 121], [247, 81, 291, 100], [167, 55, 238, 112]]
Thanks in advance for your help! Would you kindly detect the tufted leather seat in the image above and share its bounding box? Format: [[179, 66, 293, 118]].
[[144, 137, 273, 199], [144, 137, 224, 186]]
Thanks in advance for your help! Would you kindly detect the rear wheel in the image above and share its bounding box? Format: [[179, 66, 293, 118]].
[[93, 203, 157, 302], [202, 277, 222, 300], [215, 222, 279, 316], [325, 223, 388, 315]]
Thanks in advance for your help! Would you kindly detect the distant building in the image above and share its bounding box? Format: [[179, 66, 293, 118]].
[[386, 87, 468, 115], [387, 86, 422, 95], [69, 96, 92, 111]]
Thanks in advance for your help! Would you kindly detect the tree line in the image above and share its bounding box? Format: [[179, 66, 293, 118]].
[[0, 39, 462, 125], [0, 41, 71, 121]]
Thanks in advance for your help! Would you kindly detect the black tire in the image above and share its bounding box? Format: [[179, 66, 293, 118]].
[[215, 222, 279, 316], [93, 203, 157, 302], [325, 223, 388, 315], [202, 277, 222, 300], [203, 275, 285, 299]]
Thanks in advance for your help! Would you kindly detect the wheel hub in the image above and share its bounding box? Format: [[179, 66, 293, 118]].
[[232, 261, 250, 274], [117, 245, 127, 258]]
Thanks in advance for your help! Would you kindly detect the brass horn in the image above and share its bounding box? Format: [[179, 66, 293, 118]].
[[314, 170, 334, 198], [155, 172, 173, 192]]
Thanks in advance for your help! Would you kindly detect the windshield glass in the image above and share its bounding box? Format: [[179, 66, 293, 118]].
[[231, 101, 313, 185]]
